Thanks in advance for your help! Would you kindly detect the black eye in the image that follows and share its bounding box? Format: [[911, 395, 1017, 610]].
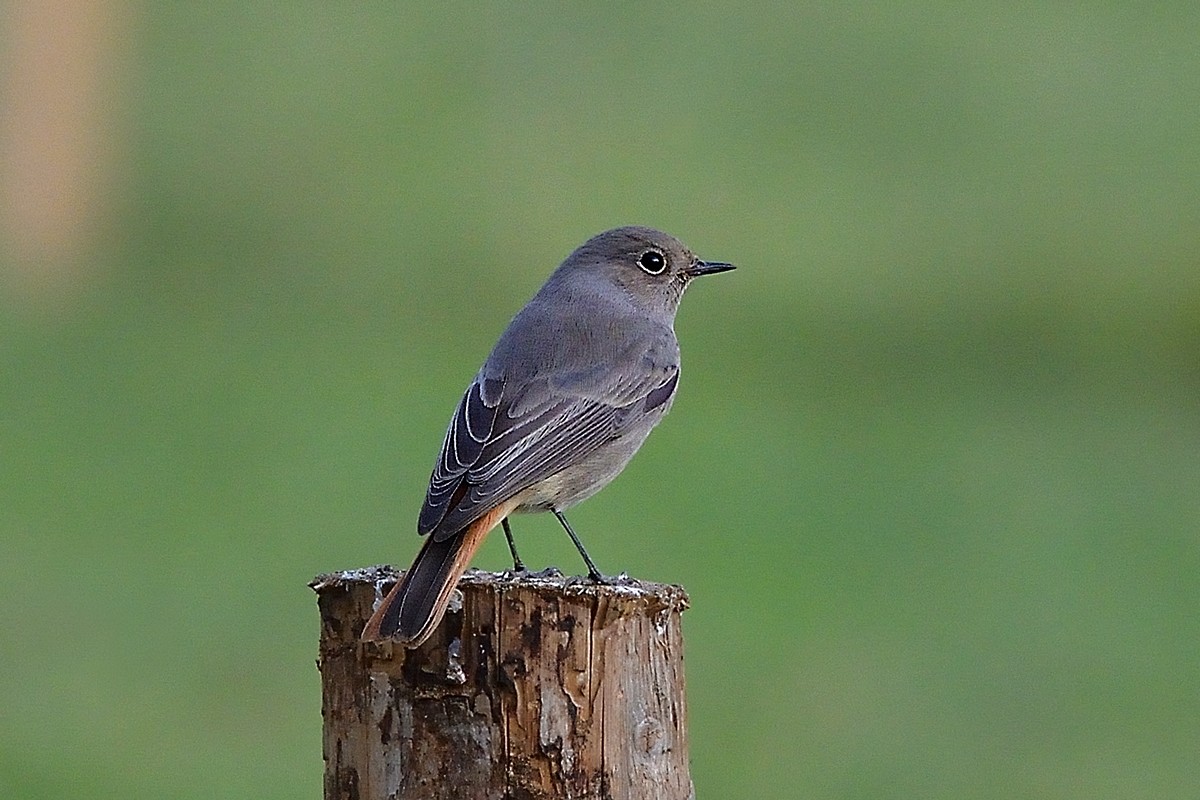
[[637, 250, 667, 275]]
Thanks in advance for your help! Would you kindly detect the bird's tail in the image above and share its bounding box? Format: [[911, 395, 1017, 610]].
[[361, 504, 509, 646]]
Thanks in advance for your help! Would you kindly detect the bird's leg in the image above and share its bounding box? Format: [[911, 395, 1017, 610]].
[[502, 518, 526, 573], [552, 509, 606, 583]]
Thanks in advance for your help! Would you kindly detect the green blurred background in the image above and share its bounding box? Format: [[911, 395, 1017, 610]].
[[2, 4, 1198, 798]]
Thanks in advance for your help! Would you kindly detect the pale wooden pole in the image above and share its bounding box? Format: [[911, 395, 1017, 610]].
[[311, 566, 693, 800]]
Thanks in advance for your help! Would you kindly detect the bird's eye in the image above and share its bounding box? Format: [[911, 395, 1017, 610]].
[[637, 250, 667, 275]]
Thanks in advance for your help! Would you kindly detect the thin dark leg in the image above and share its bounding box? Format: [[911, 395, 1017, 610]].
[[501, 518, 525, 572], [552, 509, 604, 582]]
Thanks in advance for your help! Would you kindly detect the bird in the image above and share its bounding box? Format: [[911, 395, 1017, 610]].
[[361, 226, 734, 645]]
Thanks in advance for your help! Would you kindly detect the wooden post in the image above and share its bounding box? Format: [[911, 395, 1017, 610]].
[[311, 566, 693, 800]]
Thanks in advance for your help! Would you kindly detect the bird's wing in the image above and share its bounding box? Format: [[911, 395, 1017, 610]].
[[417, 329, 679, 540], [417, 375, 505, 536]]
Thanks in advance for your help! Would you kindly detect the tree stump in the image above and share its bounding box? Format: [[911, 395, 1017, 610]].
[[310, 566, 693, 800]]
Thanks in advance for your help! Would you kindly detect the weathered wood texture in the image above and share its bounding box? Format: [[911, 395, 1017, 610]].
[[311, 566, 692, 800]]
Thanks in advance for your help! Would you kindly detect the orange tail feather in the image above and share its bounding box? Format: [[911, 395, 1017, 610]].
[[361, 503, 513, 646]]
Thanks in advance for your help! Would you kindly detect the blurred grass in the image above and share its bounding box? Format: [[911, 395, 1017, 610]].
[[2, 3, 1199, 798]]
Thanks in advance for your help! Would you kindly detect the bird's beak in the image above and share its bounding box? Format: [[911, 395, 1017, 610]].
[[685, 259, 736, 277]]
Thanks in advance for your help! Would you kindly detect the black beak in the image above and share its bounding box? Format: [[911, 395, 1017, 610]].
[[685, 260, 736, 277]]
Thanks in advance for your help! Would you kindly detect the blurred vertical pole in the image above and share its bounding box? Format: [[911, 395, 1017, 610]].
[[312, 567, 694, 800], [0, 0, 127, 303]]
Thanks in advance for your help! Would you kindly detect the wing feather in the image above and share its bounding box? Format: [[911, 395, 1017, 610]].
[[417, 377, 503, 534]]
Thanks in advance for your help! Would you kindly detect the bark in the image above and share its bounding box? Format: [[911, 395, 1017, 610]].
[[311, 566, 692, 800]]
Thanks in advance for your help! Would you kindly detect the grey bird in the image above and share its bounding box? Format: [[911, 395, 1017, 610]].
[[361, 226, 735, 645]]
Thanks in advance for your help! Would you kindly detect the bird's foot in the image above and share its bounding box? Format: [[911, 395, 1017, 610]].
[[582, 570, 635, 586]]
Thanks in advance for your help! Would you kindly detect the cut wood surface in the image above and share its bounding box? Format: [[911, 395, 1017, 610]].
[[311, 566, 693, 800]]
